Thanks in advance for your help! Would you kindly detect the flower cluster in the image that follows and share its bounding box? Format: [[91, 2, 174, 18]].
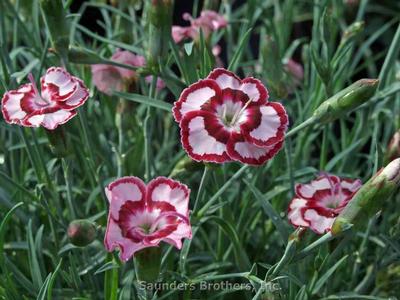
[[104, 176, 192, 261], [91, 50, 165, 95], [288, 173, 362, 234], [1, 67, 89, 130], [172, 10, 227, 43], [173, 68, 288, 165]]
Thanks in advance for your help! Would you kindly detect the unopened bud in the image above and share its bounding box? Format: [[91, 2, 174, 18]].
[[341, 21, 364, 44], [40, 0, 70, 61], [386, 131, 400, 162], [67, 219, 97, 247], [145, 0, 174, 70], [261, 36, 287, 98], [313, 78, 378, 124], [169, 156, 203, 177], [331, 158, 400, 235]]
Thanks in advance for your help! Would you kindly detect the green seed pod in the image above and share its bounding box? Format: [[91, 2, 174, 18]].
[[40, 0, 70, 62], [134, 247, 162, 282], [313, 78, 379, 124], [145, 0, 174, 71], [331, 158, 400, 235], [67, 219, 97, 247]]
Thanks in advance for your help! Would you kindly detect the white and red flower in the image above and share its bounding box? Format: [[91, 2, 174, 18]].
[[1, 67, 89, 130], [91, 50, 165, 95], [173, 68, 288, 165], [104, 176, 192, 261], [288, 173, 362, 234], [172, 10, 227, 43]]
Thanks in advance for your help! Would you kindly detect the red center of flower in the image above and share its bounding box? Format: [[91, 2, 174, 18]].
[[118, 200, 186, 243], [203, 88, 251, 132]]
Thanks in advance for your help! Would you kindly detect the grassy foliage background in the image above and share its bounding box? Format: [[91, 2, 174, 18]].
[[1, 0, 400, 299]]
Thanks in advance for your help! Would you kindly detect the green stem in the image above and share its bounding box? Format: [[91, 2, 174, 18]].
[[104, 254, 118, 300], [285, 137, 295, 198], [286, 116, 317, 138], [144, 76, 158, 181], [378, 24, 400, 89], [192, 166, 210, 213], [197, 165, 248, 217], [62, 158, 76, 219], [319, 125, 328, 170]]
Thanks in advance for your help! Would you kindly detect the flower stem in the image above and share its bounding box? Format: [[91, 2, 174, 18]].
[[144, 76, 158, 181], [192, 166, 210, 214], [197, 165, 248, 217], [286, 116, 317, 138]]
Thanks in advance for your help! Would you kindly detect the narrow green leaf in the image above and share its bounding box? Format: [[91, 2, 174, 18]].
[[245, 180, 289, 242], [114, 91, 172, 112], [312, 255, 348, 294], [228, 28, 252, 72]]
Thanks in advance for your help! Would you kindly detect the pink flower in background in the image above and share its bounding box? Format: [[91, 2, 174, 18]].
[[1, 67, 89, 130], [284, 59, 304, 85], [172, 26, 199, 44], [145, 76, 166, 91], [172, 10, 227, 43], [212, 45, 224, 68], [288, 173, 362, 234], [173, 68, 288, 165], [91, 50, 165, 95], [104, 176, 192, 261], [185, 10, 228, 36]]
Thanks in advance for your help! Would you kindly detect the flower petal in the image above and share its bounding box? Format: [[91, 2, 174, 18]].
[[227, 134, 284, 165], [341, 178, 362, 193], [91, 66, 123, 95], [240, 77, 268, 104], [207, 68, 241, 90], [104, 215, 149, 261], [288, 198, 309, 227], [146, 177, 190, 216], [207, 69, 268, 104], [157, 223, 192, 249], [41, 67, 77, 100], [57, 79, 89, 110], [241, 102, 288, 146], [23, 109, 77, 130], [295, 175, 340, 199], [173, 79, 221, 122], [1, 84, 35, 124], [105, 176, 146, 220], [303, 209, 335, 234], [180, 110, 231, 163]]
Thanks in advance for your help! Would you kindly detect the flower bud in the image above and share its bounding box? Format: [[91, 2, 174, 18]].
[[134, 247, 162, 282], [313, 78, 379, 124], [260, 36, 287, 98], [145, 0, 174, 71], [67, 219, 97, 247], [331, 158, 400, 235], [341, 21, 364, 45], [386, 131, 400, 162], [40, 0, 70, 62], [169, 156, 203, 177]]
